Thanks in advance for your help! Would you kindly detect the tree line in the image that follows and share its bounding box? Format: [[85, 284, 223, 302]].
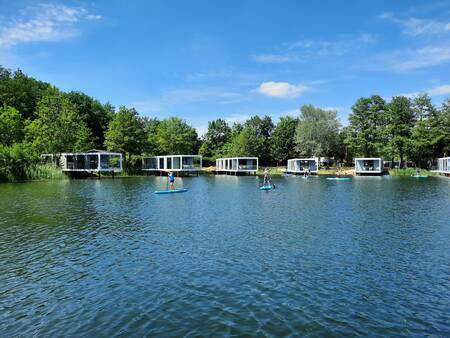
[[1, 66, 449, 181]]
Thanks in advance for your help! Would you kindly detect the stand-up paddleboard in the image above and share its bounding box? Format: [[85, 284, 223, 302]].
[[154, 188, 188, 194], [326, 177, 351, 181], [260, 185, 274, 190], [412, 175, 428, 179]]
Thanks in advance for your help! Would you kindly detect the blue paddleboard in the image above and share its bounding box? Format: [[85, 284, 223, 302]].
[[260, 185, 274, 190], [326, 177, 351, 181], [154, 188, 188, 194]]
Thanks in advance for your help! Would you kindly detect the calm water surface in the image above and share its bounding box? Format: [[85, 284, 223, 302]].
[[1, 176, 450, 337]]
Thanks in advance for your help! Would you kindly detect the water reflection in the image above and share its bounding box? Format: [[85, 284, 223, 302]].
[[1, 176, 450, 337]]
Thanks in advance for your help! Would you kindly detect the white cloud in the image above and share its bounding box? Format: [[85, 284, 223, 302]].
[[252, 54, 298, 63], [258, 81, 309, 99], [131, 87, 244, 114], [380, 12, 450, 36], [86, 14, 102, 21], [253, 33, 376, 63], [400, 84, 450, 98], [0, 3, 101, 48], [385, 45, 450, 71]]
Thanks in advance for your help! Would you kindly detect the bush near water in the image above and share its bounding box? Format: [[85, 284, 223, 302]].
[[1, 66, 450, 182]]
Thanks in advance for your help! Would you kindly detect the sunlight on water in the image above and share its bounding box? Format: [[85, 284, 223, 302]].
[[1, 176, 450, 337]]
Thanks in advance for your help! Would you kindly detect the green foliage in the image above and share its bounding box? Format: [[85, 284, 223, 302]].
[[199, 119, 231, 160], [104, 106, 147, 157], [143, 117, 161, 155], [295, 105, 341, 157], [25, 89, 94, 154], [386, 96, 414, 167], [156, 117, 199, 155], [0, 67, 51, 120], [345, 95, 386, 157], [224, 116, 274, 165], [65, 91, 113, 148], [439, 99, 450, 156], [0, 143, 38, 182], [271, 116, 297, 165], [0, 105, 24, 146], [388, 168, 437, 176]]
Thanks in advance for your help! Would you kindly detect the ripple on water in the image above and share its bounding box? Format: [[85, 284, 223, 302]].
[[1, 177, 450, 337]]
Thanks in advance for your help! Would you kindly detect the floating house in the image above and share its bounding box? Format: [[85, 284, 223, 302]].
[[286, 158, 319, 174], [142, 155, 202, 175], [215, 157, 258, 175], [59, 150, 123, 174], [354, 158, 384, 175], [435, 157, 450, 176]]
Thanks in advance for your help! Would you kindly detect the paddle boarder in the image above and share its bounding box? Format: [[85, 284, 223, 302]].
[[168, 171, 175, 190], [263, 167, 274, 188]]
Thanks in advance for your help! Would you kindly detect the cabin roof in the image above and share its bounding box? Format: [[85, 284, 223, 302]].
[[216, 157, 258, 160]]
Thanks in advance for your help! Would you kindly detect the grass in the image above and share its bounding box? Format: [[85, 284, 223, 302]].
[[25, 164, 67, 181], [388, 168, 438, 176], [257, 166, 286, 176]]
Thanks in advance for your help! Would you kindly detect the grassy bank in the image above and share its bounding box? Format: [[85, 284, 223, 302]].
[[389, 168, 438, 176], [0, 164, 67, 183], [27, 164, 67, 180], [257, 167, 286, 176]]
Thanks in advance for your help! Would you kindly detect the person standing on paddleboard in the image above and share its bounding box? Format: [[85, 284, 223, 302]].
[[168, 171, 175, 190], [263, 167, 275, 188]]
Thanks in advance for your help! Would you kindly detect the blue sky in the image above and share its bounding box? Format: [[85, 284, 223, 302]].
[[1, 0, 450, 134]]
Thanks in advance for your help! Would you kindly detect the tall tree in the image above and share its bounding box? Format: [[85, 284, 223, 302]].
[[295, 105, 341, 157], [438, 99, 450, 156], [26, 89, 94, 154], [104, 106, 147, 158], [143, 117, 161, 155], [271, 116, 297, 165], [199, 118, 231, 160], [227, 126, 261, 157], [244, 115, 274, 165], [0, 105, 24, 146], [345, 95, 386, 157], [156, 117, 199, 155], [0, 67, 51, 120], [65, 91, 113, 148], [408, 94, 441, 168], [386, 96, 415, 168]]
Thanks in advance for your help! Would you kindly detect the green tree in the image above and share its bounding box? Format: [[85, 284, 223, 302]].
[[244, 115, 274, 165], [270, 115, 297, 165], [295, 105, 341, 157], [199, 119, 231, 160], [345, 95, 386, 157], [408, 94, 441, 168], [156, 117, 199, 155], [143, 117, 161, 155], [104, 106, 148, 158], [26, 89, 94, 154], [438, 99, 450, 156], [66, 91, 113, 148], [386, 96, 415, 168], [0, 105, 24, 146], [0, 67, 51, 120]]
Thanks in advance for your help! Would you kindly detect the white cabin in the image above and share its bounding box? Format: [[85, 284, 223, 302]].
[[216, 157, 258, 174], [60, 150, 122, 173], [435, 157, 450, 176], [142, 155, 202, 172], [286, 158, 319, 174], [355, 158, 384, 175]]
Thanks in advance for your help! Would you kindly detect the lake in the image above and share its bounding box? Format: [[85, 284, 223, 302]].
[[1, 176, 450, 337]]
